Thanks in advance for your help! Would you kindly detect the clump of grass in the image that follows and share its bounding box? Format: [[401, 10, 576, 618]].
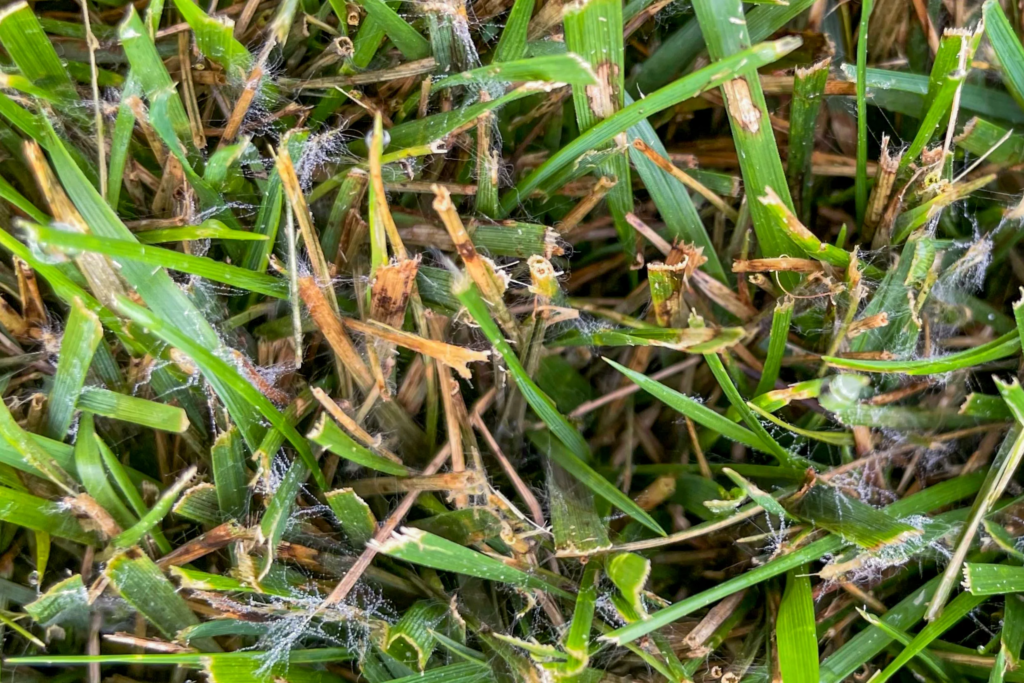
[[5, 0, 1024, 682]]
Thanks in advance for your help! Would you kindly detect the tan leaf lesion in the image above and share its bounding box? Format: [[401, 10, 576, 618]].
[[722, 77, 762, 133]]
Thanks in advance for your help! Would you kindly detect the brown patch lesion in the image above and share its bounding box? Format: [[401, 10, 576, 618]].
[[585, 63, 619, 120], [722, 77, 762, 134]]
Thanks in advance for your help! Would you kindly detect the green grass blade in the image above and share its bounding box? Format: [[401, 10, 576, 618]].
[[0, 487, 97, 545], [854, 0, 874, 226], [956, 117, 1024, 166], [307, 413, 411, 476], [701, 338, 802, 468], [258, 459, 307, 575], [926, 406, 1024, 622], [492, 0, 534, 62], [984, 0, 1024, 112], [601, 473, 984, 646], [872, 591, 988, 683], [136, 222, 270, 244], [691, 0, 803, 271], [546, 456, 611, 555], [603, 357, 772, 454], [371, 527, 574, 598], [169, 0, 253, 79], [501, 37, 802, 215], [111, 296, 326, 490], [626, 98, 726, 282], [73, 413, 136, 530], [785, 483, 922, 550], [28, 224, 288, 299], [0, 388, 77, 493], [211, 426, 249, 521], [755, 297, 793, 396], [454, 274, 588, 461], [564, 0, 634, 260], [777, 568, 818, 683], [5, 648, 350, 667], [821, 576, 942, 682], [530, 430, 664, 538], [118, 7, 196, 160], [103, 548, 216, 648], [439, 54, 597, 89], [964, 564, 1024, 595], [106, 73, 140, 207], [38, 115, 268, 452], [855, 609, 953, 681], [0, 2, 74, 95], [45, 297, 102, 440], [824, 330, 1020, 374], [77, 387, 189, 433], [0, 175, 48, 224], [325, 488, 376, 546], [898, 71, 966, 171], [352, 0, 430, 59], [787, 59, 829, 217], [112, 466, 195, 548]]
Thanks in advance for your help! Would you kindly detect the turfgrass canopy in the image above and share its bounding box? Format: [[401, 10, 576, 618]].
[[3, 0, 1024, 682]]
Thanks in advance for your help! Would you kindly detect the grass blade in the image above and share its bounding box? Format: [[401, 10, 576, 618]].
[[601, 473, 984, 646], [964, 564, 1024, 596], [210, 426, 249, 521], [28, 224, 288, 299], [691, 0, 803, 272], [777, 568, 818, 683], [926, 382, 1024, 622], [754, 297, 793, 396], [855, 0, 874, 225], [984, 0, 1024, 111], [0, 487, 97, 545], [530, 430, 664, 538], [111, 296, 326, 490], [501, 37, 802, 213], [372, 527, 573, 598], [44, 297, 102, 440], [112, 466, 195, 548], [77, 387, 189, 433]]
